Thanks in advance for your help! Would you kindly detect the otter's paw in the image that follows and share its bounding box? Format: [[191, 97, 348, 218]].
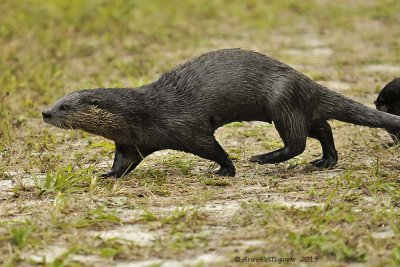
[[250, 154, 268, 164], [100, 170, 117, 178], [216, 167, 235, 177], [310, 158, 337, 169]]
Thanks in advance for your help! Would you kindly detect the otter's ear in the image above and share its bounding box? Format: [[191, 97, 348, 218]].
[[89, 99, 100, 107]]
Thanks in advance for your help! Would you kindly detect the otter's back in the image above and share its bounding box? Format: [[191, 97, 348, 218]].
[[152, 49, 296, 124]]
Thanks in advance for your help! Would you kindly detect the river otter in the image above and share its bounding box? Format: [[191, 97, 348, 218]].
[[42, 49, 400, 178], [375, 77, 400, 147]]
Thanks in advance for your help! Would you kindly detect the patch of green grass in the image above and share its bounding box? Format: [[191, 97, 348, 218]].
[[392, 247, 400, 266], [0, 93, 12, 148], [73, 207, 121, 228], [10, 221, 37, 250], [162, 154, 196, 175], [48, 245, 82, 267], [88, 140, 115, 153], [158, 231, 209, 252], [235, 202, 369, 262], [95, 238, 138, 260], [33, 164, 97, 195], [203, 177, 231, 186], [262, 139, 282, 151], [139, 209, 158, 223], [225, 122, 244, 128]]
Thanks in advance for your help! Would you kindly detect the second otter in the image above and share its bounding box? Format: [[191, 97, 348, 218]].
[[375, 77, 400, 147], [43, 49, 400, 177]]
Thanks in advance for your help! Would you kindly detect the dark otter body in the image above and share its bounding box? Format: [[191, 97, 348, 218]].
[[375, 77, 400, 146], [43, 49, 400, 177]]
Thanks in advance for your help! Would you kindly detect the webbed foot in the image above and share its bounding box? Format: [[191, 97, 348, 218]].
[[215, 167, 235, 177], [310, 157, 337, 169]]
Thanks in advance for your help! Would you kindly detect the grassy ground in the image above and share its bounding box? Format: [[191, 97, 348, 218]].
[[1, 0, 400, 266]]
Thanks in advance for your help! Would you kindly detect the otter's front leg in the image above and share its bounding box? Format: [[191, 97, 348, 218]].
[[100, 144, 148, 178]]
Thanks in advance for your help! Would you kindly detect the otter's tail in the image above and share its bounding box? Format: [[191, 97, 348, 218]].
[[321, 89, 400, 129]]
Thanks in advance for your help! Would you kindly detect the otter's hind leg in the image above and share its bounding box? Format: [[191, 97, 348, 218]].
[[101, 144, 151, 178], [250, 114, 307, 164], [308, 120, 338, 168], [183, 136, 235, 176]]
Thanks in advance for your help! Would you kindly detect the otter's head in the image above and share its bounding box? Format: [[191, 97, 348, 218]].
[[375, 78, 400, 144], [375, 77, 400, 114], [42, 89, 128, 140]]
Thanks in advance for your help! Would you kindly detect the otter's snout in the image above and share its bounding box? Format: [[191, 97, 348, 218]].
[[42, 110, 52, 119]]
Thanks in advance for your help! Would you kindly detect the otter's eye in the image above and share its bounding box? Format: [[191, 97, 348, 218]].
[[90, 99, 100, 106], [60, 104, 69, 111]]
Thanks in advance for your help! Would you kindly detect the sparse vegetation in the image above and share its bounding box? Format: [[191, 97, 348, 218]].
[[1, 0, 400, 266]]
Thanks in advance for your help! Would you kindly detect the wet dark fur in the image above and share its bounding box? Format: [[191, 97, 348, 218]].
[[375, 77, 400, 146], [43, 49, 400, 178]]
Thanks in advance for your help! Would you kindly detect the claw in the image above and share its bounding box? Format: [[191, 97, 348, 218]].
[[216, 167, 235, 177], [250, 155, 265, 164], [311, 158, 336, 169], [100, 170, 116, 178]]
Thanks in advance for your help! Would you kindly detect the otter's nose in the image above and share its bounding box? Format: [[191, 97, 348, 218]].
[[42, 110, 52, 119]]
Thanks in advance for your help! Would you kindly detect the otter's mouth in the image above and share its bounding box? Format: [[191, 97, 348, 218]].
[[376, 104, 388, 112], [44, 119, 71, 129], [43, 117, 52, 125], [42, 110, 70, 129], [42, 116, 59, 128]]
